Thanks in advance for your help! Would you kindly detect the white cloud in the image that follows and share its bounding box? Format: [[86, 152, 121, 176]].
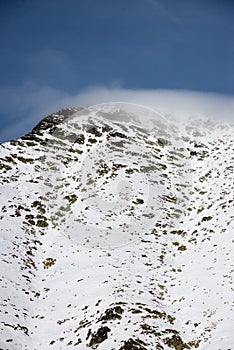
[[64, 87, 234, 122], [1, 85, 234, 142]]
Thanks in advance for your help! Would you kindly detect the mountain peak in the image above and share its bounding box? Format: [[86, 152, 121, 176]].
[[0, 104, 233, 349], [22, 107, 82, 141]]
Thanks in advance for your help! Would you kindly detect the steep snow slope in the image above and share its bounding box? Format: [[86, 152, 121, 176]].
[[0, 103, 233, 350]]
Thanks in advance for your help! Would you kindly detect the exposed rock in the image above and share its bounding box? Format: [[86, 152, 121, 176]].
[[88, 326, 111, 347]]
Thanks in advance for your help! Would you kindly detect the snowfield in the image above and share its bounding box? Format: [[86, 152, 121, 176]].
[[0, 103, 233, 350]]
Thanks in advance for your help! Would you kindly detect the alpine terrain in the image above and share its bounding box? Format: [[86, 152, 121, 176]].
[[0, 103, 233, 350]]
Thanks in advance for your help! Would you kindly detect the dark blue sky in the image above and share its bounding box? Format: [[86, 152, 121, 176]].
[[0, 0, 234, 142]]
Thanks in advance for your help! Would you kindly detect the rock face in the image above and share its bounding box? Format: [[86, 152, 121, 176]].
[[0, 104, 233, 350]]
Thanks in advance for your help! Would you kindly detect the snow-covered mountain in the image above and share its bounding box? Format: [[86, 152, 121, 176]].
[[0, 103, 233, 350]]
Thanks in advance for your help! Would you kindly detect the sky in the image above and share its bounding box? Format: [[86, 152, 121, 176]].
[[0, 0, 234, 142]]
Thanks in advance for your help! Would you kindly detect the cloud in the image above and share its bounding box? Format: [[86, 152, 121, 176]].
[[0, 82, 69, 141], [1, 84, 234, 142], [64, 86, 234, 122]]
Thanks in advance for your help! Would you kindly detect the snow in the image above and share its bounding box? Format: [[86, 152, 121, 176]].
[[0, 104, 233, 349]]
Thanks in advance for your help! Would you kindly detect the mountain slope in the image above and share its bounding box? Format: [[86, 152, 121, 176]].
[[0, 104, 233, 350]]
